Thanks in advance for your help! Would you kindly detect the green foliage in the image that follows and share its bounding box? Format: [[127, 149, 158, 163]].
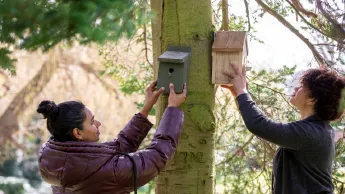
[[333, 140, 345, 177], [0, 156, 42, 189], [215, 65, 345, 193], [215, 66, 298, 194], [117, 73, 148, 95], [0, 158, 19, 177], [0, 49, 16, 75], [0, 0, 150, 73], [265, 0, 293, 17], [102, 60, 152, 95], [102, 1, 345, 193], [19, 157, 42, 188], [0, 182, 24, 194], [101, 41, 154, 113], [229, 15, 247, 31]]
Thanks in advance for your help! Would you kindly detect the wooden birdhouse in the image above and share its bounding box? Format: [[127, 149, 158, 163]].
[[212, 31, 248, 84]]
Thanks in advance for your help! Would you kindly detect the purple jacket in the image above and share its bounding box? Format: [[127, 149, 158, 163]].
[[38, 107, 184, 194]]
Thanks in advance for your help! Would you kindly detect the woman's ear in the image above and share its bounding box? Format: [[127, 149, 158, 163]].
[[307, 98, 317, 106], [72, 128, 83, 141]]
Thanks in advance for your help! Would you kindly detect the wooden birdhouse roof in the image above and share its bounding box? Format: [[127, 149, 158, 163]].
[[212, 31, 248, 54]]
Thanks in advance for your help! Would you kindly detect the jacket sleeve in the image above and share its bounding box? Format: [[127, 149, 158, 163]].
[[51, 186, 73, 194], [236, 93, 319, 150], [115, 113, 153, 153], [113, 107, 184, 190]]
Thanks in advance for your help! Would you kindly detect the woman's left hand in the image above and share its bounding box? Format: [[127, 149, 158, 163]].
[[140, 80, 165, 117]]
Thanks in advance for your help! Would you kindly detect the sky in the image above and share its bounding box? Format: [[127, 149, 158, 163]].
[[210, 0, 322, 95]]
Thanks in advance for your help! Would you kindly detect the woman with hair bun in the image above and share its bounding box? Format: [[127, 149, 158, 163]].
[[222, 64, 345, 194], [37, 81, 187, 194]]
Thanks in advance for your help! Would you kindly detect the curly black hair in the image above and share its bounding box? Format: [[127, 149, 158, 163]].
[[301, 68, 345, 121]]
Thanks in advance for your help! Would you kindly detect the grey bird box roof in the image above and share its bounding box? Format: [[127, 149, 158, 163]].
[[212, 31, 248, 55], [158, 51, 190, 63]]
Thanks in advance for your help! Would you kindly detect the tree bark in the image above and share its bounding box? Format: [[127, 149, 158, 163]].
[[151, 0, 164, 79], [152, 0, 215, 193]]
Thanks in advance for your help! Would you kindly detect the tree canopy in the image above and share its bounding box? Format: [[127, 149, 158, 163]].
[[0, 0, 148, 73]]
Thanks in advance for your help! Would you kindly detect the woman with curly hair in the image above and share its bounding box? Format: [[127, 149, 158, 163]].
[[222, 64, 345, 194]]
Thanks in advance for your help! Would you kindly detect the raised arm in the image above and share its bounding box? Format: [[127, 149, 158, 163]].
[[108, 81, 165, 153], [113, 107, 184, 189], [114, 83, 187, 190], [222, 63, 322, 150], [236, 93, 321, 150], [115, 113, 153, 153]]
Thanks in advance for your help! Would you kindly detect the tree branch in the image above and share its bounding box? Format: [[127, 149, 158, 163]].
[[316, 0, 345, 41], [217, 134, 255, 165], [285, 0, 332, 40], [290, 0, 318, 18], [244, 0, 251, 31], [221, 0, 229, 31], [250, 82, 298, 112], [0, 47, 60, 149], [333, 177, 345, 186], [143, 22, 153, 69], [254, 0, 326, 65], [78, 62, 119, 99], [314, 43, 337, 47]]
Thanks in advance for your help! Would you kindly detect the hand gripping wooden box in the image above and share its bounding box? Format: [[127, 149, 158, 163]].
[[212, 31, 248, 84]]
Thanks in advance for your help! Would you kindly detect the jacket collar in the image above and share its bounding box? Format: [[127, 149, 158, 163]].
[[303, 115, 329, 123]]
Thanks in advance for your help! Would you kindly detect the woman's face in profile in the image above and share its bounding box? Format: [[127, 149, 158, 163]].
[[290, 84, 304, 107], [289, 83, 314, 111], [78, 108, 102, 142]]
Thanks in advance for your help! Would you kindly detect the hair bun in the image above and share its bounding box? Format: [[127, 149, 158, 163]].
[[37, 100, 58, 119]]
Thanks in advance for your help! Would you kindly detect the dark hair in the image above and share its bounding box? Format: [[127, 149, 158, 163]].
[[301, 68, 345, 121], [37, 100, 86, 142]]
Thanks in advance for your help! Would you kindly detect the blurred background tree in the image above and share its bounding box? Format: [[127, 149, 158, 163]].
[[0, 0, 149, 158], [0, 0, 149, 74]]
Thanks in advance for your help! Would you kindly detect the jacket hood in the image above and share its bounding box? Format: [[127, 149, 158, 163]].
[[39, 138, 120, 188]]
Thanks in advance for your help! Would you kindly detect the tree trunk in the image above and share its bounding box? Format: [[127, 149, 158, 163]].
[[152, 0, 215, 193]]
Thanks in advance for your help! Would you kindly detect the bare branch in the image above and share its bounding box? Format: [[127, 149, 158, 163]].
[[250, 81, 298, 112], [254, 0, 326, 65], [143, 22, 153, 68], [333, 177, 345, 185], [78, 63, 119, 99], [244, 0, 251, 31], [316, 0, 345, 41], [217, 134, 255, 165], [290, 0, 318, 18], [314, 43, 337, 47], [285, 0, 332, 39]]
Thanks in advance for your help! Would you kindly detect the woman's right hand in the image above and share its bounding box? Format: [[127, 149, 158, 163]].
[[221, 63, 248, 97], [168, 83, 187, 107]]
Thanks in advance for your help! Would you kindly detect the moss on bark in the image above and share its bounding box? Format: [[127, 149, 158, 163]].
[[153, 0, 216, 193]]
